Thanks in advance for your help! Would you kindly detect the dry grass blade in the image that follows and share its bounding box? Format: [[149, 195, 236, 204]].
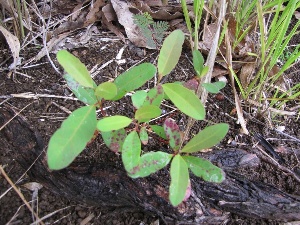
[[0, 102, 34, 131], [0, 165, 45, 225], [28, 206, 72, 225], [0, 26, 20, 71], [224, 21, 249, 135]]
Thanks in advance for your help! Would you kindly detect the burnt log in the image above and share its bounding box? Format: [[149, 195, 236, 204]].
[[1, 107, 300, 224]]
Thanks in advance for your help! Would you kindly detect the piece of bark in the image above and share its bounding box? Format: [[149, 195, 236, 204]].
[[1, 107, 300, 224]]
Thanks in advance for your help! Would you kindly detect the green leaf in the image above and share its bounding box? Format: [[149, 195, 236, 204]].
[[192, 50, 204, 76], [158, 30, 185, 78], [135, 105, 161, 123], [183, 156, 225, 183], [150, 125, 167, 139], [143, 84, 164, 107], [64, 74, 97, 105], [95, 82, 117, 100], [57, 50, 94, 88], [139, 126, 149, 145], [132, 90, 147, 109], [200, 66, 209, 77], [201, 81, 226, 94], [129, 151, 172, 178], [122, 131, 141, 173], [169, 155, 189, 206], [181, 123, 229, 153], [163, 118, 181, 151], [162, 83, 205, 120], [113, 63, 156, 100], [101, 129, 127, 153], [47, 105, 97, 170], [97, 116, 132, 132]]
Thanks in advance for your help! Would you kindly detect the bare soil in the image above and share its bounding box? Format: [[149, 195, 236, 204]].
[[1, 10, 300, 225]]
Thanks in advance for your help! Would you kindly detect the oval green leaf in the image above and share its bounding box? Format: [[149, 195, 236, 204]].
[[192, 49, 204, 76], [122, 131, 141, 173], [158, 30, 185, 77], [97, 116, 132, 132], [200, 65, 209, 77], [135, 105, 161, 123], [101, 129, 127, 153], [47, 105, 97, 170], [64, 74, 97, 105], [95, 82, 117, 100], [139, 126, 149, 145], [132, 90, 147, 109], [57, 50, 94, 88], [181, 123, 229, 153], [129, 151, 172, 178], [202, 81, 226, 94], [169, 154, 189, 206], [162, 83, 205, 120], [150, 125, 167, 140], [113, 63, 156, 100], [183, 156, 225, 183]]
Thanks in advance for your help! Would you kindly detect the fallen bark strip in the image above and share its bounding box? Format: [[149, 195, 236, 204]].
[[1, 107, 300, 224]]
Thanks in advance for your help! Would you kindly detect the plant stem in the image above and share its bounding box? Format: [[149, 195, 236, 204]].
[[179, 0, 226, 151]]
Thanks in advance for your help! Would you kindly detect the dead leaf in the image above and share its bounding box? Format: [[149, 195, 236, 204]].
[[101, 11, 125, 43], [239, 62, 256, 88], [133, 1, 182, 20], [183, 78, 199, 92], [0, 25, 20, 70], [102, 3, 117, 22], [212, 65, 228, 78], [84, 0, 106, 26]]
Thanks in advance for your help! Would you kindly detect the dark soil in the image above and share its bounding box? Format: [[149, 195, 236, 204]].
[[1, 8, 300, 225]]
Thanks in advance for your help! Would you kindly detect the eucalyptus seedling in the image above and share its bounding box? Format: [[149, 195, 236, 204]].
[[47, 29, 228, 207]]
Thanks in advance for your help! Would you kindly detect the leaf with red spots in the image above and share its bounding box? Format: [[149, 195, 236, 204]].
[[143, 84, 164, 107], [122, 131, 141, 173], [163, 118, 182, 151], [101, 128, 127, 153], [129, 151, 172, 178]]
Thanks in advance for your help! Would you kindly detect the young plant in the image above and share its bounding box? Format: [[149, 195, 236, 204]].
[[133, 12, 169, 49], [47, 29, 229, 207]]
